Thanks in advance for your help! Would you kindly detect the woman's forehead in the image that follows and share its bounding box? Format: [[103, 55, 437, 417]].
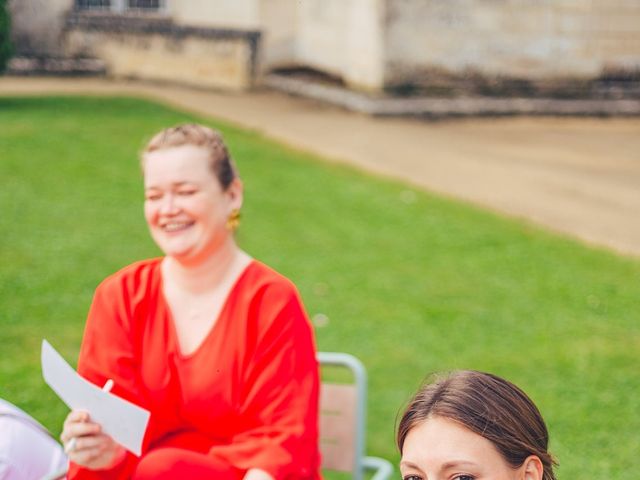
[[143, 145, 212, 178], [403, 416, 499, 462]]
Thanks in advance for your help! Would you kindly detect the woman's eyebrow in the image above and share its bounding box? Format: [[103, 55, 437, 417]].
[[145, 181, 196, 189], [440, 460, 479, 471], [173, 181, 197, 187], [399, 460, 422, 470]]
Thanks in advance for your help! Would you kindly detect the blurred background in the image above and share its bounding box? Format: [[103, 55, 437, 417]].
[[6, 0, 640, 98], [1, 1, 640, 479]]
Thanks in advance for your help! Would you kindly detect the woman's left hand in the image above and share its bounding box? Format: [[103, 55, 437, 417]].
[[61, 410, 126, 469]]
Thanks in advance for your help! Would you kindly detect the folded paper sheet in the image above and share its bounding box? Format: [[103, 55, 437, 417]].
[[41, 339, 150, 456]]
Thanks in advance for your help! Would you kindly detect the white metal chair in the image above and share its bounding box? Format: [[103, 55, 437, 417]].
[[318, 352, 394, 480], [0, 398, 68, 480]]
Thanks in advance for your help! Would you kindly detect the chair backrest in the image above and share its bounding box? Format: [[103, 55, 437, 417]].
[[317, 352, 368, 480]]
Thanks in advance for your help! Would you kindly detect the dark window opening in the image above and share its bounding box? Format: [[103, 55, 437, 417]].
[[128, 0, 162, 10], [76, 0, 163, 12], [76, 0, 111, 9]]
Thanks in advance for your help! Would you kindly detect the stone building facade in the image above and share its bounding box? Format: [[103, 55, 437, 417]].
[[8, 0, 640, 95]]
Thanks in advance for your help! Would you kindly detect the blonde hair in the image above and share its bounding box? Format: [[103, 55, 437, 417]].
[[143, 123, 238, 189]]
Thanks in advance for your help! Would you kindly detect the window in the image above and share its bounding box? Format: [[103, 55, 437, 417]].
[[128, 0, 162, 10], [76, 0, 111, 9], [76, 0, 164, 12]]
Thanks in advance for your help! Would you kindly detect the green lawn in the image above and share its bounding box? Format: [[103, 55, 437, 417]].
[[1, 96, 639, 479]]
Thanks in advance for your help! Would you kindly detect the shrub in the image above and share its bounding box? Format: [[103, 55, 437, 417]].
[[0, 0, 12, 74]]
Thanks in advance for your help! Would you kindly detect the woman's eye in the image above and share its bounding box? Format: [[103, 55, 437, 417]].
[[453, 476, 474, 480], [177, 189, 197, 196], [403, 476, 422, 480], [145, 193, 162, 201]]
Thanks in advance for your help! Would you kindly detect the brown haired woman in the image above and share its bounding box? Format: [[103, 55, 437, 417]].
[[398, 370, 557, 480], [60, 124, 320, 480]]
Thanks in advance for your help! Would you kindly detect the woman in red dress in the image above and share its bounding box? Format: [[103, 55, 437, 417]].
[[60, 124, 320, 480]]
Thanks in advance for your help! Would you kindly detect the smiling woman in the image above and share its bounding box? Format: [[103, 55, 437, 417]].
[[61, 124, 321, 480], [397, 371, 557, 480], [142, 142, 239, 267]]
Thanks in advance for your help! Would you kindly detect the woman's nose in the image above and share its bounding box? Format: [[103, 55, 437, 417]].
[[159, 193, 179, 215]]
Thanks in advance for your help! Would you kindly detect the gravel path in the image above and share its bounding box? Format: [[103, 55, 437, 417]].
[[2, 77, 639, 257]]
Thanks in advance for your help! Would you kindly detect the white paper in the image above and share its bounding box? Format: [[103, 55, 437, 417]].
[[41, 339, 150, 456]]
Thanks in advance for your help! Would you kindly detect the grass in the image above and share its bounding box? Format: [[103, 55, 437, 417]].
[[1, 96, 639, 479]]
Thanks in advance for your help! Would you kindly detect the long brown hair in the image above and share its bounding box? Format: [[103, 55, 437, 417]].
[[397, 370, 557, 480]]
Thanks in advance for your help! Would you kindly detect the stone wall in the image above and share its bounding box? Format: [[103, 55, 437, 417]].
[[295, 0, 385, 91], [64, 13, 260, 91], [258, 0, 297, 70], [384, 0, 640, 96], [9, 0, 640, 96], [8, 0, 73, 56], [170, 0, 260, 29]]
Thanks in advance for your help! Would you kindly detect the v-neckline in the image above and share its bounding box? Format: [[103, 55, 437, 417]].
[[159, 259, 255, 360]]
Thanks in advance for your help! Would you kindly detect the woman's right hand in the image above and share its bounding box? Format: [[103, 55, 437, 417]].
[[61, 410, 126, 469]]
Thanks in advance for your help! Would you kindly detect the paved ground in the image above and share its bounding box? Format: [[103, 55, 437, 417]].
[[2, 77, 640, 257]]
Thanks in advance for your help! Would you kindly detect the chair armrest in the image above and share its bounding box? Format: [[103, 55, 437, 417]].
[[363, 455, 394, 480]]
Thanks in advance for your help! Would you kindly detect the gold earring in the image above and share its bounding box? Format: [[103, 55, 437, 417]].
[[226, 209, 241, 231]]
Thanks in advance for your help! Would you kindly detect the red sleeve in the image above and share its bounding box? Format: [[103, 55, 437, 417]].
[[67, 274, 147, 480], [210, 282, 320, 480]]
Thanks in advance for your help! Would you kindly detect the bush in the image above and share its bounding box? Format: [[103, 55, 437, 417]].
[[0, 0, 12, 73]]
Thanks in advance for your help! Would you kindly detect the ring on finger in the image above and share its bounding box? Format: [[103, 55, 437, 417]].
[[64, 437, 77, 453]]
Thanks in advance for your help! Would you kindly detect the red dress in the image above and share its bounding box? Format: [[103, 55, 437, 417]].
[[68, 258, 320, 480]]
